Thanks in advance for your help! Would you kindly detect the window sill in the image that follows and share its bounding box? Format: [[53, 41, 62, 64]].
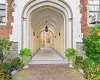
[[88, 21, 100, 27], [0, 22, 7, 25]]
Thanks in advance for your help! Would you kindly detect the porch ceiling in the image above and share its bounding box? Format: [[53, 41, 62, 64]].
[[30, 6, 64, 33]]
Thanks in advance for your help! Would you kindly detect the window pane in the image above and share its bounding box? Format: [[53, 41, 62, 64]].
[[0, 0, 6, 4], [0, 4, 6, 9], [95, 6, 99, 11], [0, 10, 5, 16], [88, 0, 100, 24], [93, 1, 99, 5], [89, 6, 95, 11], [89, 12, 95, 18], [89, 0, 99, 5], [0, 0, 6, 23]]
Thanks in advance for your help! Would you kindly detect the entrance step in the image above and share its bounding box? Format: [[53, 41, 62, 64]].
[[28, 60, 69, 64]]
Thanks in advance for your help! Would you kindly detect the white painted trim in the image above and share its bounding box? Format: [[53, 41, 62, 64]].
[[5, 0, 7, 24], [22, 0, 73, 52], [87, 2, 95, 27], [23, 0, 72, 18], [11, 22, 13, 26]]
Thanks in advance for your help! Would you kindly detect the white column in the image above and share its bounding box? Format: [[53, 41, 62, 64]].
[[68, 21, 72, 48], [42, 33, 43, 44], [45, 32, 46, 44], [50, 32, 52, 43], [23, 20, 27, 48]]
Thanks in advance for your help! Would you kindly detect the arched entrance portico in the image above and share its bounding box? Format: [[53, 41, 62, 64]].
[[21, 0, 73, 57], [40, 31, 53, 48]]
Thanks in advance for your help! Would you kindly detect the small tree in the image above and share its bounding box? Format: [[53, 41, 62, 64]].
[[0, 39, 13, 63]]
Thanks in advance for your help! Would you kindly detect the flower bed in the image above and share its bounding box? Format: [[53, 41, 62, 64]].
[[74, 57, 100, 80], [65, 25, 100, 80], [75, 25, 100, 80], [0, 48, 32, 80], [0, 57, 23, 80]]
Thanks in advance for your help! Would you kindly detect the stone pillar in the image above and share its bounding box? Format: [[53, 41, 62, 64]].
[[76, 39, 85, 56]]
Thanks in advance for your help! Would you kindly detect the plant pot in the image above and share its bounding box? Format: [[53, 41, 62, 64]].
[[68, 60, 74, 68], [78, 69, 85, 74], [11, 70, 17, 76], [23, 65, 29, 69], [68, 63, 74, 68]]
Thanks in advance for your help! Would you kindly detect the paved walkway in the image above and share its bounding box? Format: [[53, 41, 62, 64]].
[[32, 48, 64, 60], [12, 48, 86, 80], [12, 64, 86, 80], [29, 48, 68, 64]]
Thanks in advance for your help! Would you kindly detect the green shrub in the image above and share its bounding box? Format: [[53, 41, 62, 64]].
[[82, 25, 100, 79], [84, 58, 95, 68], [21, 55, 30, 65], [76, 56, 83, 61], [19, 48, 32, 56], [83, 25, 100, 63], [65, 48, 76, 64], [84, 63, 100, 80], [0, 62, 12, 80], [75, 56, 84, 69], [18, 48, 32, 66], [65, 48, 76, 59], [12, 57, 22, 66], [0, 62, 12, 70]]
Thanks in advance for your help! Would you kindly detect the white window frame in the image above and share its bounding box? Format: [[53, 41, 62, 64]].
[[87, 4, 94, 27], [87, 0, 100, 27], [0, 0, 7, 25]]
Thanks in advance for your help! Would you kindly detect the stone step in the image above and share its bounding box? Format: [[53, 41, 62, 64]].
[[28, 60, 69, 64]]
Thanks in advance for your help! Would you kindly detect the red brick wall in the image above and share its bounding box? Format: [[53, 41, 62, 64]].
[[80, 0, 90, 37], [0, 0, 14, 38]]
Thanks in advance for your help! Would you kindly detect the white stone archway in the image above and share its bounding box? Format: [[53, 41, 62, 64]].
[[21, 0, 73, 56]]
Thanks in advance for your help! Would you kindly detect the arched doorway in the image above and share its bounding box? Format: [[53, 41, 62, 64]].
[[21, 0, 73, 57], [40, 31, 53, 48]]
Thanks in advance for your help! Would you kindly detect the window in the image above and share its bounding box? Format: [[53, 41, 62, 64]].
[[88, 0, 100, 24], [0, 0, 6, 23]]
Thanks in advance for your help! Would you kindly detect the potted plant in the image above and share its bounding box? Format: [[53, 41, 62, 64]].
[[12, 57, 22, 69], [65, 48, 76, 68], [18, 48, 32, 69]]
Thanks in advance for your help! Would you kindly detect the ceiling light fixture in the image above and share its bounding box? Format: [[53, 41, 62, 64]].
[[45, 21, 48, 32]]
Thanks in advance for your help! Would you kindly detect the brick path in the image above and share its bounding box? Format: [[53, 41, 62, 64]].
[[12, 64, 86, 80]]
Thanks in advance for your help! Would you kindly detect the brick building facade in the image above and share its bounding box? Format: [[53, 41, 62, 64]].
[[0, 0, 13, 38], [0, 0, 91, 38], [0, 0, 97, 53]]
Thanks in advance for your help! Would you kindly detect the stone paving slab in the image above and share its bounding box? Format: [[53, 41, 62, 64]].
[[12, 64, 86, 80]]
